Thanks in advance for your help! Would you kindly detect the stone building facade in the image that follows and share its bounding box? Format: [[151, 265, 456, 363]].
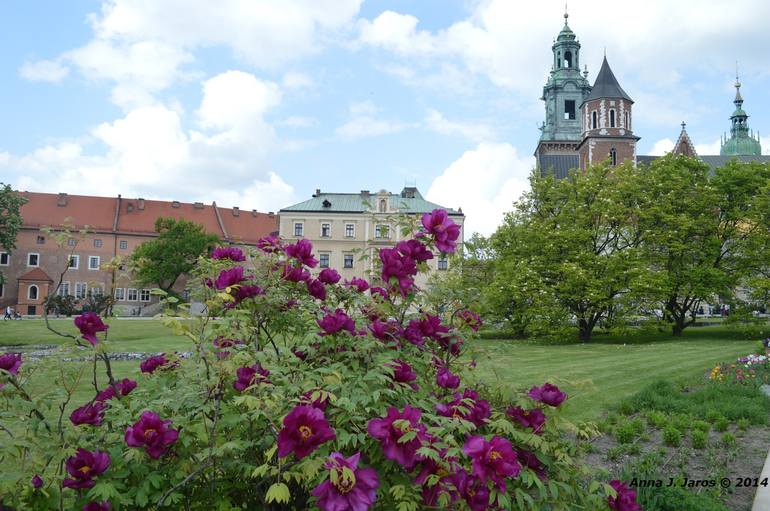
[[278, 187, 464, 286], [1, 192, 277, 316]]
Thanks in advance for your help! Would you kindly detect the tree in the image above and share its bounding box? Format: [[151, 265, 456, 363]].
[[492, 162, 645, 341], [130, 217, 219, 293], [0, 183, 27, 251], [638, 156, 770, 335]]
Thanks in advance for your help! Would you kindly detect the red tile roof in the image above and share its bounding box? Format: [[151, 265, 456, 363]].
[[18, 268, 53, 282], [17, 192, 277, 244]]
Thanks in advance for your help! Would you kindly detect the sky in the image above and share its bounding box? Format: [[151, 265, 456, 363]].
[[1, 0, 769, 237]]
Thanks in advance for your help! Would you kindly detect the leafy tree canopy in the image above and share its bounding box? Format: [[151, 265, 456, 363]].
[[0, 183, 27, 251]]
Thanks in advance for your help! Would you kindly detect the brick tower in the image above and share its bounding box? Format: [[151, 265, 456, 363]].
[[576, 56, 639, 169]]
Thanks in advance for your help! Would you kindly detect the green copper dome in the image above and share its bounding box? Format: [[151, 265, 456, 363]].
[[720, 76, 762, 156], [556, 12, 576, 41]]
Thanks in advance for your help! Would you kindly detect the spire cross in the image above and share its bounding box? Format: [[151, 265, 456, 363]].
[[681, 121, 686, 130]]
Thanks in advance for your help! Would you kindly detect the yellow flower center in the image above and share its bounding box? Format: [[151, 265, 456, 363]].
[[78, 466, 91, 475], [144, 428, 156, 438], [488, 450, 501, 461], [299, 425, 313, 440]]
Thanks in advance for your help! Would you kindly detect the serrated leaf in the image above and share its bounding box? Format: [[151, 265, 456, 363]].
[[265, 482, 291, 504]]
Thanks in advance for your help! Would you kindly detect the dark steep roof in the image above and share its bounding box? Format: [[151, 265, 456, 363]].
[[583, 57, 633, 104], [538, 154, 579, 179]]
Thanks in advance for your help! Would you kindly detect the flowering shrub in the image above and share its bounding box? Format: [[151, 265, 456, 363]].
[[709, 352, 770, 385], [0, 210, 631, 510]]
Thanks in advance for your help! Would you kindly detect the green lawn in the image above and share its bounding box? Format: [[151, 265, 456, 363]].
[[1, 320, 759, 423], [469, 327, 757, 422]]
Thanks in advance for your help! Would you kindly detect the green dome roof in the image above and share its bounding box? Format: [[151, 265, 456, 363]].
[[720, 135, 761, 156], [556, 12, 576, 41]]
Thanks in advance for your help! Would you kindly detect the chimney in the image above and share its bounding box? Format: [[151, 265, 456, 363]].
[[361, 190, 370, 198], [172, 201, 181, 208], [314, 188, 321, 197], [251, 209, 257, 217], [137, 198, 145, 210], [57, 193, 68, 207], [268, 212, 275, 217], [232, 207, 240, 217], [194, 202, 204, 209]]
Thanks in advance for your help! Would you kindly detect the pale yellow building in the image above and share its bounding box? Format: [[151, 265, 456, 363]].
[[278, 187, 464, 284]]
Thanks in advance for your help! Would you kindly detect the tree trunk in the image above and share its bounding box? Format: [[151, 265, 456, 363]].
[[671, 319, 685, 337], [578, 319, 593, 342]]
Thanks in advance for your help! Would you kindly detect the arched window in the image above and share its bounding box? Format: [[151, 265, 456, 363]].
[[609, 148, 617, 166], [609, 110, 616, 128], [379, 199, 387, 213], [624, 111, 629, 129], [557, 52, 561, 68], [28, 285, 39, 301], [592, 111, 597, 129], [564, 51, 572, 68]]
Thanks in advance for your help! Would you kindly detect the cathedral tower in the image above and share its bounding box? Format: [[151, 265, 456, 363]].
[[720, 74, 762, 156], [576, 56, 639, 169], [535, 9, 592, 167]]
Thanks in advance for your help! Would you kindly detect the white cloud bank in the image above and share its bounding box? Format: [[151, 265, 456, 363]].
[[426, 142, 534, 237]]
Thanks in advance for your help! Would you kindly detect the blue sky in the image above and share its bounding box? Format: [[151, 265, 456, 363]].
[[1, 0, 769, 236]]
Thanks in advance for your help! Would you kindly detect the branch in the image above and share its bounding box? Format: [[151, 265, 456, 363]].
[[156, 460, 213, 508]]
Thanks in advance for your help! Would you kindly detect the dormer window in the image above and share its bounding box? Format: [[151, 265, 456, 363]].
[[322, 199, 331, 208]]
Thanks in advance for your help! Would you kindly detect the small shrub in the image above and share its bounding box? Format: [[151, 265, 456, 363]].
[[721, 432, 736, 448], [714, 417, 729, 432], [705, 409, 721, 423], [737, 418, 750, 431], [617, 399, 636, 416], [692, 420, 710, 433], [691, 429, 708, 449], [670, 413, 691, 432], [663, 426, 682, 447], [646, 410, 667, 429], [614, 418, 645, 444]]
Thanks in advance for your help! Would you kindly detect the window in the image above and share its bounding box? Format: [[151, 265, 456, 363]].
[[321, 223, 331, 238], [624, 111, 630, 130], [610, 148, 617, 167], [119, 240, 128, 250], [89, 286, 103, 297], [75, 282, 87, 299], [564, 100, 576, 120], [58, 282, 70, 297], [68, 255, 79, 269], [345, 224, 355, 237], [36, 235, 45, 245], [294, 222, 303, 237], [67, 238, 77, 247], [375, 225, 390, 239], [592, 111, 597, 129], [0, 252, 8, 266], [344, 254, 354, 268], [0, 282, 3, 298], [28, 285, 39, 300], [609, 109, 616, 128], [93, 239, 102, 248], [564, 50, 572, 68], [27, 253, 39, 267], [438, 257, 448, 271], [88, 256, 100, 270], [379, 199, 387, 213], [140, 289, 151, 302], [127, 288, 138, 301], [114, 288, 125, 301], [319, 253, 330, 268]]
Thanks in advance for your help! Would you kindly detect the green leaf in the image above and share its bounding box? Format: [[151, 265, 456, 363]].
[[265, 482, 291, 504]]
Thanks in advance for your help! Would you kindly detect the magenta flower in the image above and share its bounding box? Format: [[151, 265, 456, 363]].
[[31, 474, 43, 489], [436, 389, 490, 427], [125, 411, 179, 459], [63, 448, 110, 490], [285, 239, 318, 268], [415, 452, 460, 507], [211, 246, 246, 262], [367, 405, 428, 470], [421, 209, 461, 253], [517, 448, 547, 479], [317, 309, 356, 336], [369, 319, 402, 346], [96, 378, 137, 401], [458, 310, 482, 331], [436, 367, 461, 389], [311, 452, 379, 511], [403, 321, 425, 347], [0, 353, 22, 388], [608, 480, 641, 511], [233, 363, 271, 391], [214, 266, 245, 290], [307, 278, 327, 300], [528, 383, 567, 407], [417, 315, 450, 341], [83, 502, 110, 511], [140, 354, 173, 374], [277, 405, 337, 460], [463, 435, 520, 491], [231, 284, 263, 305], [345, 277, 370, 292], [318, 268, 341, 284], [282, 264, 311, 282], [257, 235, 282, 253], [370, 286, 389, 301], [70, 401, 107, 427], [396, 239, 434, 262], [74, 312, 108, 346], [454, 469, 491, 511], [506, 406, 546, 434], [379, 247, 417, 297], [387, 360, 417, 388]]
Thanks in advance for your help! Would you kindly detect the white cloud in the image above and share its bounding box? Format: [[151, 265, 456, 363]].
[[357, 10, 438, 55], [335, 101, 410, 140], [695, 138, 722, 155], [3, 70, 296, 214], [278, 116, 318, 128], [282, 71, 315, 90], [649, 138, 675, 156], [19, 59, 70, 82], [424, 109, 495, 142], [426, 142, 534, 237]]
